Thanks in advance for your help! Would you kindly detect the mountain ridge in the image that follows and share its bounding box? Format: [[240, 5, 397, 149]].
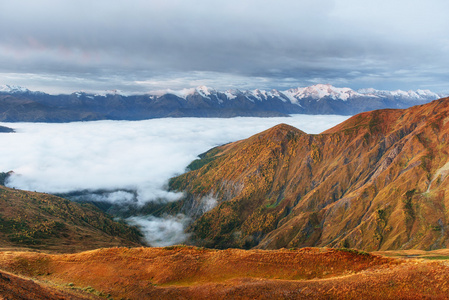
[[0, 182, 144, 253], [165, 97, 449, 251], [0, 84, 443, 121]]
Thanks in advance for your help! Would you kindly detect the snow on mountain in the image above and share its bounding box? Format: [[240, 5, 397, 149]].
[[0, 85, 31, 94], [148, 86, 219, 100], [195, 85, 216, 98], [357, 88, 442, 101], [148, 88, 196, 99], [0, 83, 445, 120], [282, 90, 301, 105], [223, 90, 239, 100], [2, 83, 443, 106], [356, 88, 378, 95], [389, 89, 441, 100], [120, 84, 444, 105], [284, 84, 362, 101], [280, 84, 443, 103], [246, 89, 267, 102]]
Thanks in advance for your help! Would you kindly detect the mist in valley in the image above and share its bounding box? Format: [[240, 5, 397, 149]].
[[0, 115, 349, 246]]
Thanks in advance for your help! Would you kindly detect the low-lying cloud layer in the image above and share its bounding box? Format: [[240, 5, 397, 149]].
[[126, 214, 191, 247], [0, 115, 348, 201], [0, 115, 349, 245]]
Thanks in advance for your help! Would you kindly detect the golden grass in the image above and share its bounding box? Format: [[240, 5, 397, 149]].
[[2, 246, 449, 299], [0, 185, 143, 253]]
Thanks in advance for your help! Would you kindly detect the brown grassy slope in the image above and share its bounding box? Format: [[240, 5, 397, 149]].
[[1, 247, 449, 299], [0, 269, 95, 300], [0, 185, 143, 253], [169, 98, 449, 251]]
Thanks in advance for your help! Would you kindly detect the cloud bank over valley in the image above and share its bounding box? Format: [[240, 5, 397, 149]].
[[0, 115, 349, 245], [0, 115, 348, 201]]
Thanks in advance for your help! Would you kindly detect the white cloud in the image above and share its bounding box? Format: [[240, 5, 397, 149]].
[[0, 115, 349, 202], [200, 194, 218, 213], [0, 115, 349, 245], [1, 0, 449, 93], [69, 190, 137, 204], [126, 214, 191, 247]]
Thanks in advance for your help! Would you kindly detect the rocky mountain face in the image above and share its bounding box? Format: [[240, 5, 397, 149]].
[[167, 97, 449, 251], [0, 84, 442, 121]]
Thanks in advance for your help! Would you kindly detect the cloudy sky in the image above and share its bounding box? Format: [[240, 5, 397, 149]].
[[1, 0, 448, 94]]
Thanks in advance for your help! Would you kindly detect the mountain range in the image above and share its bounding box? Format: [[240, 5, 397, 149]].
[[163, 97, 449, 251], [0, 84, 443, 121]]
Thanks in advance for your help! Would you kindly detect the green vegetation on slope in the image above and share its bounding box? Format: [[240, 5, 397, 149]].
[[0, 185, 143, 252]]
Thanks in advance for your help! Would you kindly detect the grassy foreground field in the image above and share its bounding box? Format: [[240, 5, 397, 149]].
[[1, 246, 449, 299]]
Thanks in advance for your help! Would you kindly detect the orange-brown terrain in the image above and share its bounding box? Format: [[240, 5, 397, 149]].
[[0, 185, 143, 253], [3, 99, 449, 298], [2, 246, 449, 299], [169, 97, 449, 251], [0, 269, 94, 299]]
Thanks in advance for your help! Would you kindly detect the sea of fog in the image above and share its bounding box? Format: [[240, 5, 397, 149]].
[[0, 115, 350, 246]]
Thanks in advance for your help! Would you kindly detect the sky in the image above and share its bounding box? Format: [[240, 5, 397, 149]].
[[1, 0, 448, 94], [0, 115, 349, 245]]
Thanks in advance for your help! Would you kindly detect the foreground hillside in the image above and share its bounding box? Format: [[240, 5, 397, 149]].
[[0, 269, 93, 299], [0, 185, 143, 252], [167, 97, 449, 251], [1, 246, 449, 299]]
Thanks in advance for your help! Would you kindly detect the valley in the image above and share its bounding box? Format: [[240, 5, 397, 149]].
[[3, 0, 449, 298], [1, 98, 449, 298]]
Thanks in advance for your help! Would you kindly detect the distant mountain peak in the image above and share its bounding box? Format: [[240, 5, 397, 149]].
[[285, 84, 362, 101], [0, 85, 31, 94], [357, 88, 441, 101], [194, 86, 216, 98], [0, 83, 445, 121]]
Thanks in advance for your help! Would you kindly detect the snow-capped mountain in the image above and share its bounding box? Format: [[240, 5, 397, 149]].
[[0, 85, 31, 94], [357, 87, 441, 101], [0, 84, 445, 122], [0, 85, 46, 96], [152, 84, 442, 104], [284, 84, 362, 101]]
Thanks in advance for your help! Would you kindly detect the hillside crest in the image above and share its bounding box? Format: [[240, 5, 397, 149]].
[[167, 97, 449, 251]]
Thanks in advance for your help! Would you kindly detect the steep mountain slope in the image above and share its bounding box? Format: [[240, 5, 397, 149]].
[[0, 84, 442, 121], [0, 184, 143, 252], [168, 98, 449, 251]]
